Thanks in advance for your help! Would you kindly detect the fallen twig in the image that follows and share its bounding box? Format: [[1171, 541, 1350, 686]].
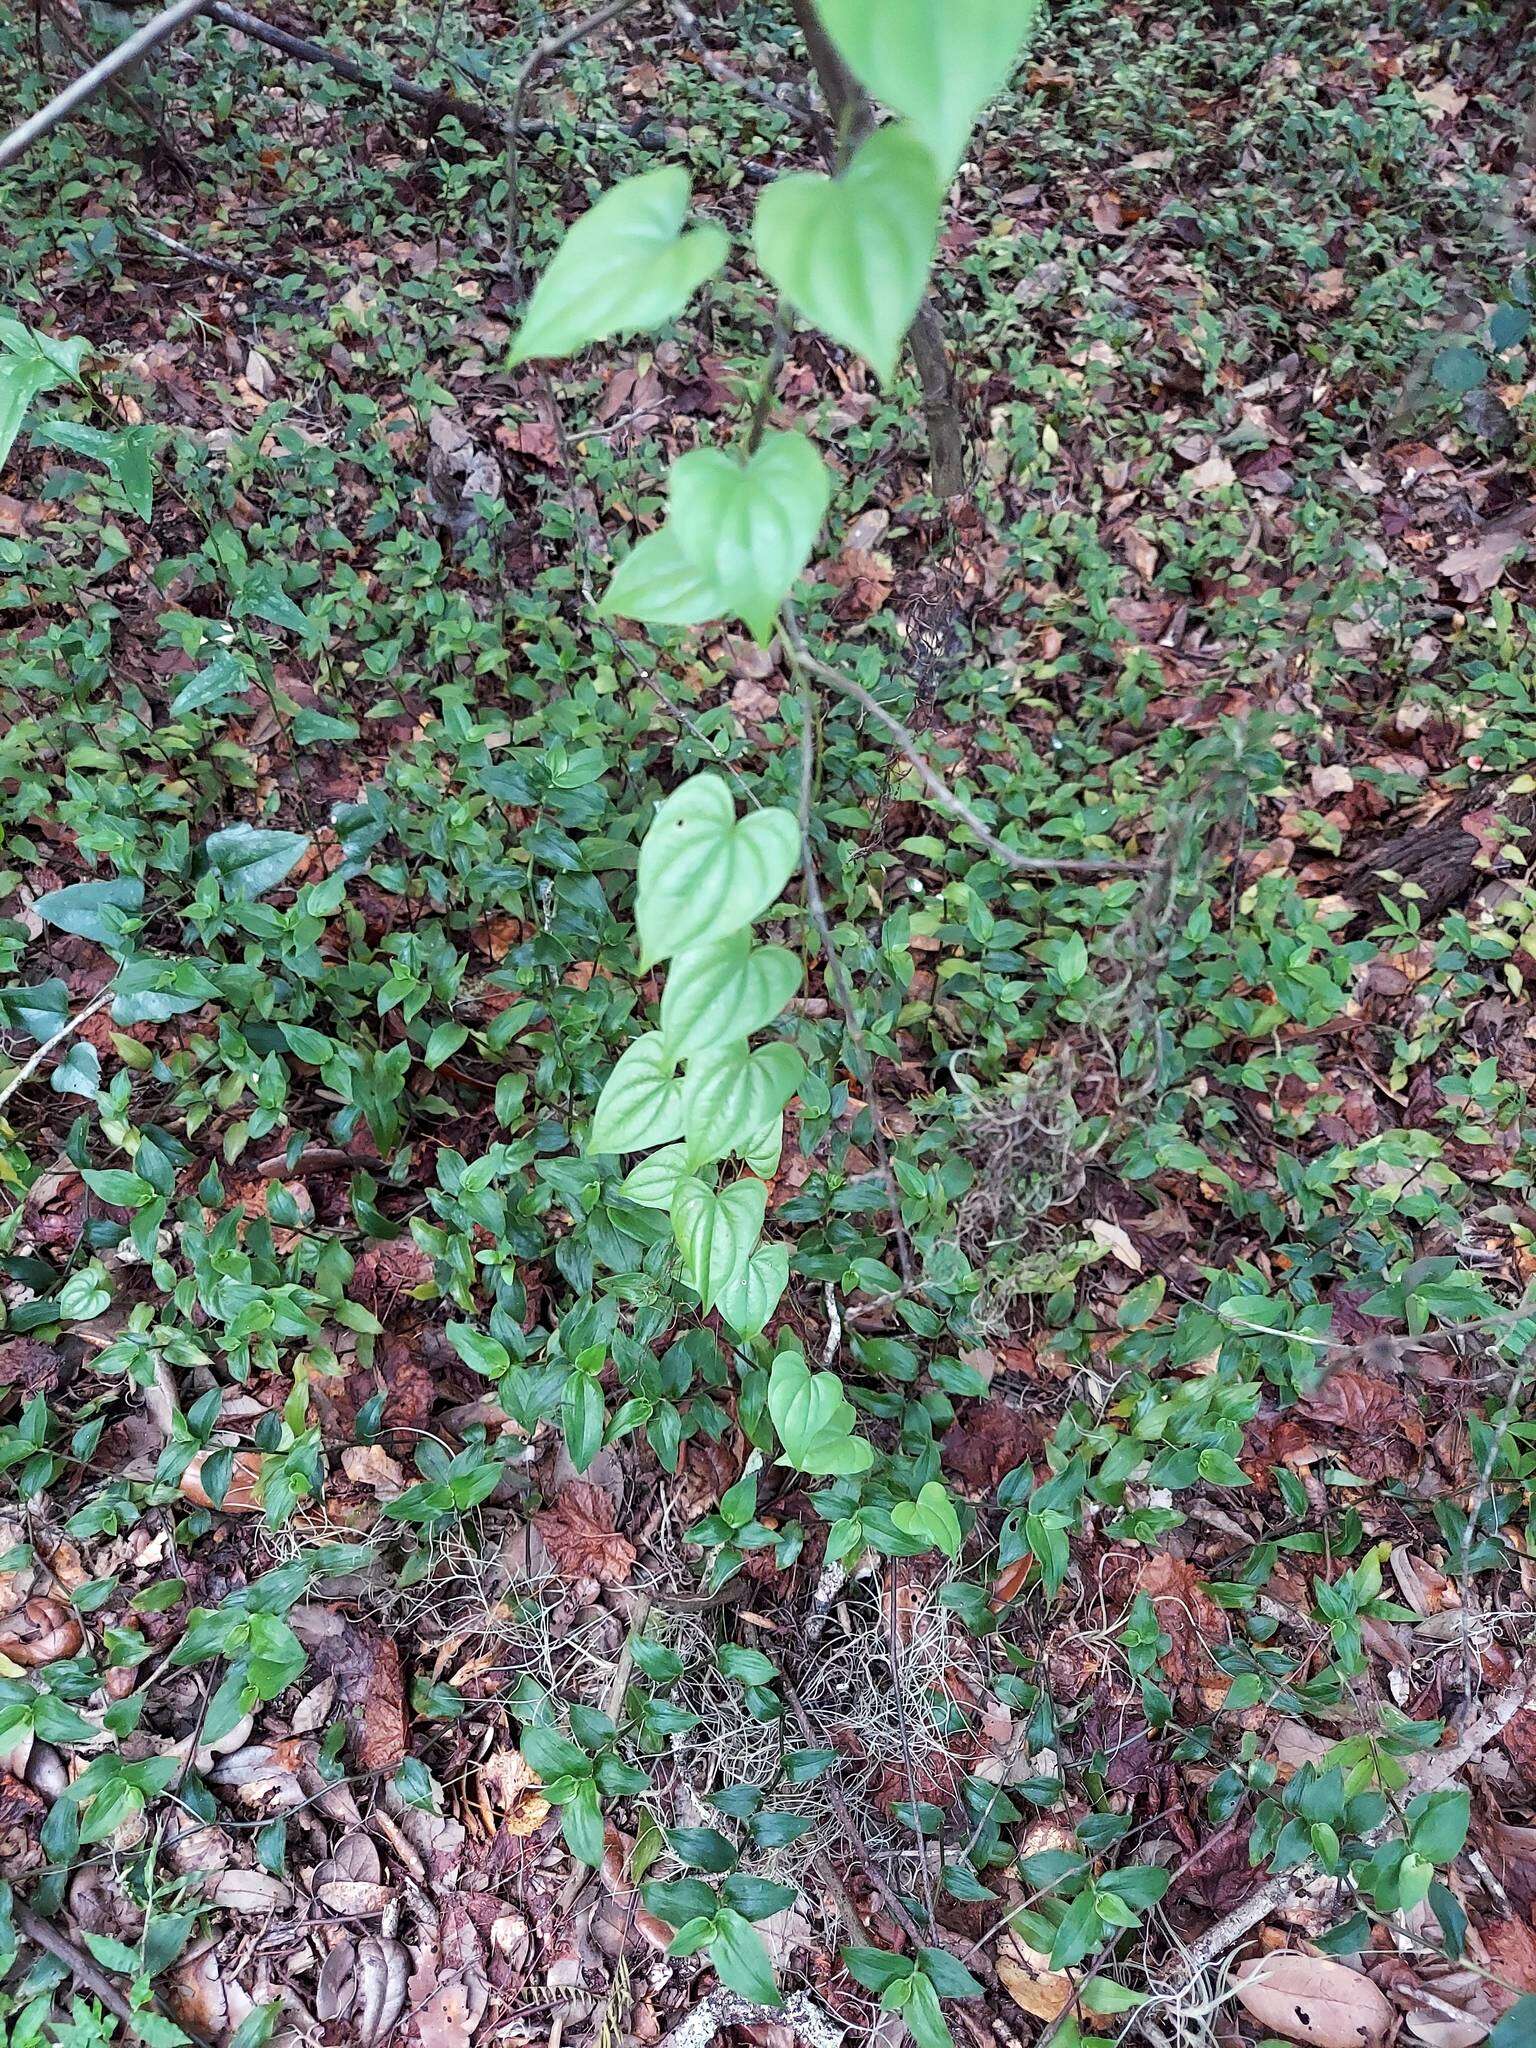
[[14, 1899, 215, 2048], [0, 985, 113, 1112]]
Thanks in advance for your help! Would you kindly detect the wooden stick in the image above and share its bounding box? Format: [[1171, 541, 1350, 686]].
[[0, 985, 113, 1111], [0, 0, 204, 169]]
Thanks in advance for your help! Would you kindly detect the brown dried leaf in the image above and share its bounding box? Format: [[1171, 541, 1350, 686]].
[[0, 1597, 83, 1666], [478, 1749, 551, 1837], [180, 1450, 264, 1514], [533, 1482, 636, 1585], [1234, 1953, 1393, 2048], [997, 1934, 1074, 2020]]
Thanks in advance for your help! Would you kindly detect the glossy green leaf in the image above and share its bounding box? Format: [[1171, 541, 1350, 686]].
[[0, 316, 87, 475], [708, 1908, 781, 2007], [662, 931, 801, 1060], [767, 1349, 873, 1476], [509, 168, 728, 367], [201, 825, 310, 901], [753, 125, 942, 384], [682, 1039, 803, 1162], [33, 878, 143, 946], [31, 416, 157, 521], [716, 1241, 789, 1339], [634, 773, 799, 969], [672, 1175, 767, 1311], [617, 1142, 693, 1209], [591, 1032, 684, 1154], [891, 1480, 964, 1558], [817, 0, 1044, 176], [602, 430, 831, 643], [740, 1114, 784, 1178]]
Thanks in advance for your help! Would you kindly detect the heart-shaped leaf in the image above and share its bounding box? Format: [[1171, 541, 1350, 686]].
[[739, 1114, 784, 1178], [662, 931, 801, 1059], [602, 430, 831, 643], [682, 1040, 803, 1163], [753, 125, 942, 385], [767, 1349, 873, 1476], [716, 1241, 789, 1338], [590, 1032, 684, 1153], [510, 168, 728, 367], [635, 772, 799, 969], [817, 0, 1044, 176], [891, 1480, 963, 1559], [617, 1142, 693, 1209], [672, 1176, 767, 1310]]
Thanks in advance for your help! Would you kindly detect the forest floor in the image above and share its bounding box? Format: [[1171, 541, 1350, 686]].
[[3, 2, 1536, 2046]]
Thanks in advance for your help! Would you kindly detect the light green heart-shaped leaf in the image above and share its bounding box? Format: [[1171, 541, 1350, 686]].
[[663, 931, 802, 1061], [672, 1175, 767, 1311], [683, 1040, 804, 1163], [669, 432, 832, 643], [635, 772, 800, 969], [716, 1241, 790, 1339], [740, 1114, 784, 1179], [590, 1032, 684, 1154], [767, 1350, 873, 1477], [753, 125, 943, 385], [891, 1480, 963, 1559], [600, 526, 722, 634], [602, 431, 832, 644], [817, 0, 1044, 176], [616, 1142, 693, 1209], [510, 167, 728, 367]]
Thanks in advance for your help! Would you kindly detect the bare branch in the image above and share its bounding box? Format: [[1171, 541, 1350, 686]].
[[0, 985, 113, 1111], [0, 0, 204, 171]]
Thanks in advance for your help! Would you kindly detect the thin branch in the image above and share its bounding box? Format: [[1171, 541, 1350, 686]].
[[502, 0, 639, 277], [0, 0, 205, 170], [782, 615, 1132, 879], [797, 679, 917, 1287], [14, 1898, 215, 2048], [745, 306, 793, 455], [125, 214, 278, 287], [0, 985, 113, 1111]]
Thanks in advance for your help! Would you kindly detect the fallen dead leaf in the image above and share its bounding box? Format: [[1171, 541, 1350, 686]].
[[180, 1450, 265, 1513], [998, 1934, 1074, 2020], [478, 1748, 551, 1836], [1185, 452, 1237, 493], [1234, 1952, 1393, 2048], [1088, 1218, 1142, 1271], [0, 1597, 83, 1666], [534, 1481, 637, 1584]]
